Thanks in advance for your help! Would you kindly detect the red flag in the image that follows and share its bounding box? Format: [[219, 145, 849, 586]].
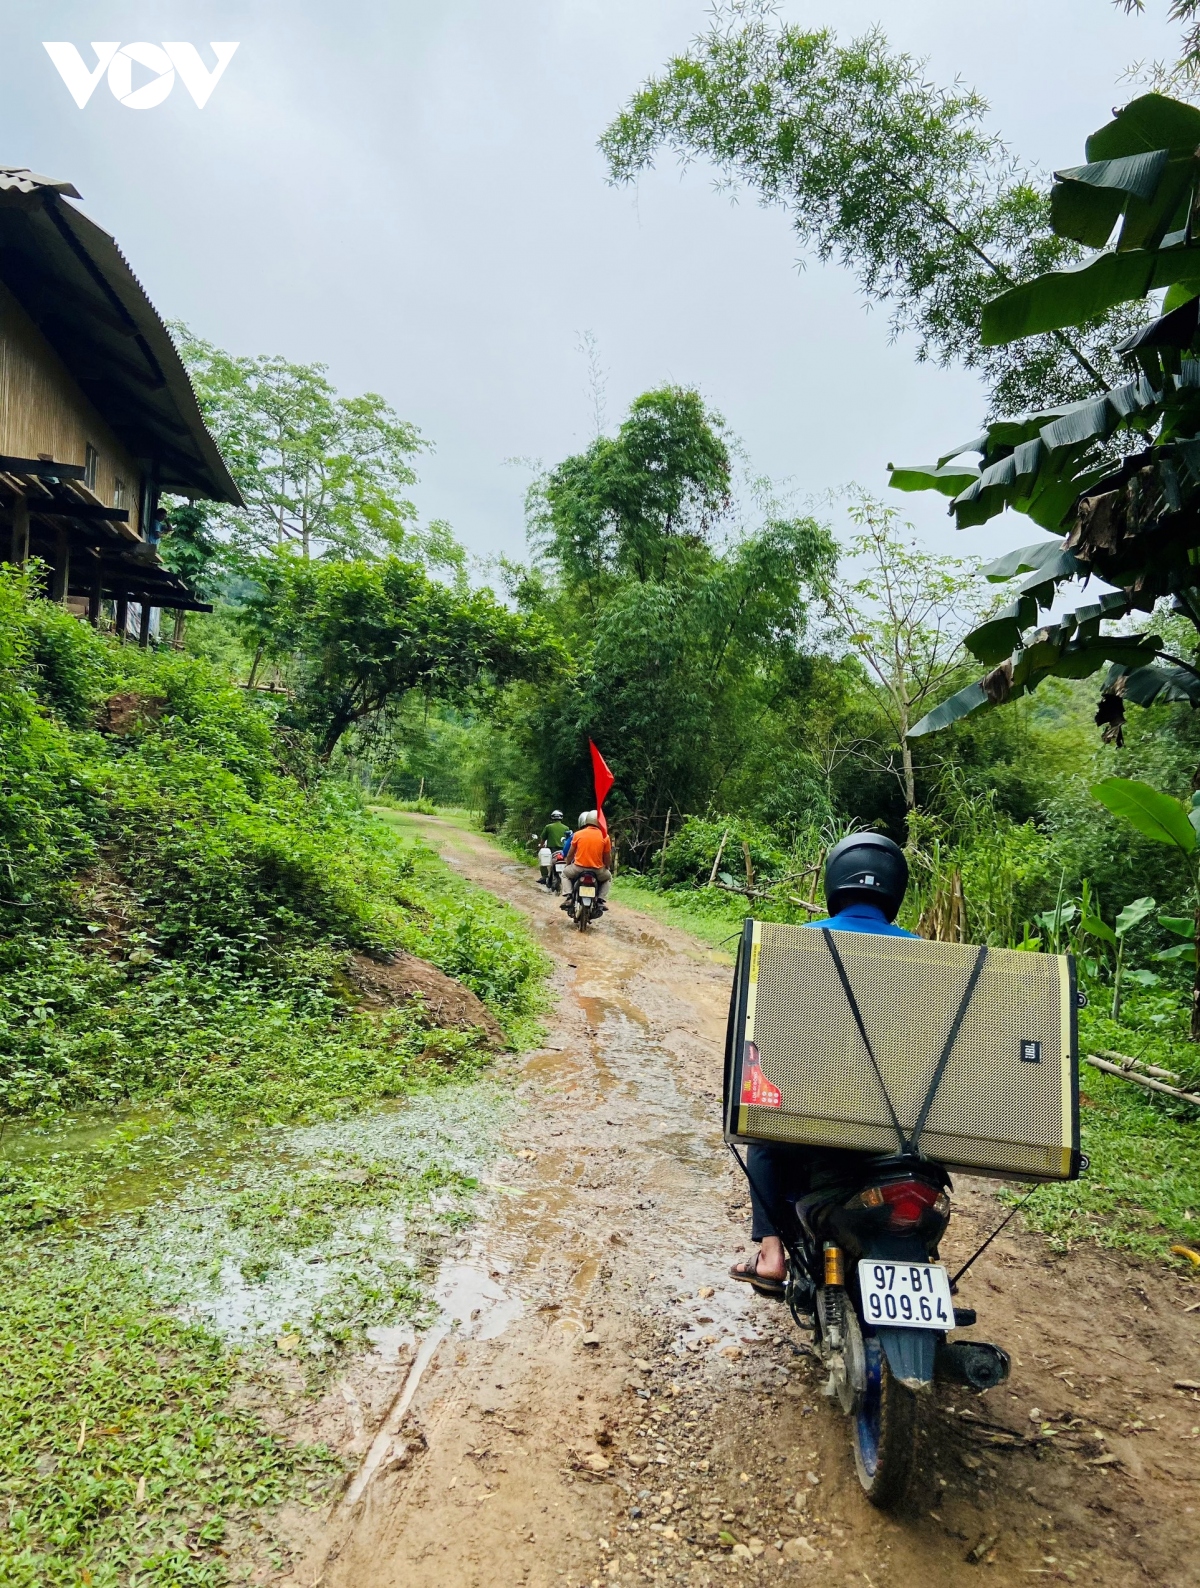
[[589, 740, 614, 835]]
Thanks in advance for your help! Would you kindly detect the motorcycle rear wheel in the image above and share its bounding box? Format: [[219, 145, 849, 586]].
[[852, 1337, 919, 1508]]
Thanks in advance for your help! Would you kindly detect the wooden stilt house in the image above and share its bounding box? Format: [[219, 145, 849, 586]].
[[0, 167, 241, 641]]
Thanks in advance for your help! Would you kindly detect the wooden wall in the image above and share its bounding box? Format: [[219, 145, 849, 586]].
[[0, 281, 142, 536]]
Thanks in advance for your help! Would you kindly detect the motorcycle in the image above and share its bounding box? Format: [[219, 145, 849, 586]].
[[549, 850, 566, 894], [567, 868, 601, 931], [758, 1153, 1010, 1508]]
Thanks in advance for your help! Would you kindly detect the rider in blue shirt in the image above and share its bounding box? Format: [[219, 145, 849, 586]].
[[731, 834, 916, 1295]]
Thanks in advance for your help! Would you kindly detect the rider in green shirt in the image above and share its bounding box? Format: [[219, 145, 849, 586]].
[[542, 810, 572, 852]]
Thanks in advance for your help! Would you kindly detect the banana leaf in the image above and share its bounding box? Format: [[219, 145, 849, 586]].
[[910, 630, 1162, 736], [964, 596, 1039, 665], [1051, 149, 1194, 254], [887, 459, 980, 496], [1116, 895, 1158, 936], [981, 244, 1200, 346], [907, 681, 987, 737], [1085, 94, 1200, 163], [1091, 776, 1199, 851], [981, 539, 1071, 582], [1106, 659, 1200, 705], [1115, 293, 1200, 354]]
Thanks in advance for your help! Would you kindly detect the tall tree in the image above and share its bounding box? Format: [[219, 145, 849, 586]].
[[516, 386, 835, 841], [171, 325, 434, 564], [822, 496, 985, 809], [529, 386, 732, 591], [600, 3, 1147, 415], [242, 556, 562, 760]]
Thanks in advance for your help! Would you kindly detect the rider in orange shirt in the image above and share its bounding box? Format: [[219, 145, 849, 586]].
[[562, 810, 612, 911]]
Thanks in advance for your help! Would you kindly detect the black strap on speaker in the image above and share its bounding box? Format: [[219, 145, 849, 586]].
[[906, 945, 989, 1156], [821, 928, 906, 1153]]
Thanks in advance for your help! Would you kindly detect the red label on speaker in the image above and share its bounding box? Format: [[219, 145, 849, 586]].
[[741, 1041, 781, 1108]]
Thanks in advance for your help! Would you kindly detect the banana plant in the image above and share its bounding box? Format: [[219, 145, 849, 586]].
[[1080, 891, 1158, 1021], [1035, 899, 1078, 955], [891, 93, 1200, 745], [1091, 776, 1200, 1035]]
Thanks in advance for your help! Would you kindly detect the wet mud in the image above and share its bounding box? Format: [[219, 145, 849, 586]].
[[286, 817, 1200, 1588]]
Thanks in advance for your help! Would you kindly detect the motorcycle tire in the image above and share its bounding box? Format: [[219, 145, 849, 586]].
[[575, 903, 591, 932], [852, 1336, 919, 1509]]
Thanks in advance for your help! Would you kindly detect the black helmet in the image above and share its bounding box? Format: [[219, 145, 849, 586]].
[[824, 833, 908, 921]]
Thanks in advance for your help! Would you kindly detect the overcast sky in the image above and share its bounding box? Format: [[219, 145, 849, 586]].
[[0, 1, 1182, 570]]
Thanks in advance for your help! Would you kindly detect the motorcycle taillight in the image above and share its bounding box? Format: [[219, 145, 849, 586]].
[[880, 1179, 950, 1228]]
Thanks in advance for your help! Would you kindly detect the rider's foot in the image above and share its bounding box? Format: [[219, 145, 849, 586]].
[[729, 1239, 786, 1295], [732, 1236, 785, 1282]]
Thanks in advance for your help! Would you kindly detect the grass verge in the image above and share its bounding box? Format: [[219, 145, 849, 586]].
[[0, 822, 548, 1586], [0, 1238, 341, 1588]]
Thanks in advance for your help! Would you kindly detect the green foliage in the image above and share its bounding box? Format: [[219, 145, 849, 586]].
[[1021, 1053, 1200, 1255], [1092, 775, 1200, 850], [530, 386, 732, 588], [0, 565, 548, 1120], [241, 554, 564, 760], [891, 94, 1200, 745], [0, 1241, 340, 1586], [823, 495, 987, 805], [657, 815, 787, 888], [481, 388, 836, 849], [170, 324, 432, 565], [601, 7, 1146, 415]]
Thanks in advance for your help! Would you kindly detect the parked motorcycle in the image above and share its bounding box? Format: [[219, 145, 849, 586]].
[[759, 1153, 1009, 1507]]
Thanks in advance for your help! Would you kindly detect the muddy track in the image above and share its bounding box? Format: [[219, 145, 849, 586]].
[[289, 817, 1200, 1588]]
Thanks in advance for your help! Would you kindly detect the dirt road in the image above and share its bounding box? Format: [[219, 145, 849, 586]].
[[291, 817, 1200, 1588]]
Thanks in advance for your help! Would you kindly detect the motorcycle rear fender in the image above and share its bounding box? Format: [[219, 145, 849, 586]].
[[860, 1233, 938, 1391]]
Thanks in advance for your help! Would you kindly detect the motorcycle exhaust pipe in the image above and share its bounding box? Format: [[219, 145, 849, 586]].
[[935, 1340, 1010, 1392]]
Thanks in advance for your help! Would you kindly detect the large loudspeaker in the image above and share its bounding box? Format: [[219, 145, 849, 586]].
[[724, 920, 1081, 1183]]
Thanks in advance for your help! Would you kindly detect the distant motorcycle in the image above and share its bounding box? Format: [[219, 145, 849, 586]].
[[775, 1157, 1009, 1506], [550, 850, 566, 894]]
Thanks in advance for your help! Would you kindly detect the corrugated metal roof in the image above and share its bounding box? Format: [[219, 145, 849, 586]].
[[0, 168, 81, 199], [0, 168, 243, 507]]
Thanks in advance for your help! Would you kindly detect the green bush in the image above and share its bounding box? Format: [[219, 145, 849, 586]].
[[656, 814, 788, 888], [0, 567, 547, 1119]]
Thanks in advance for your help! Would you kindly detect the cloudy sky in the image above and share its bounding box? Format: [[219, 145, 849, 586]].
[[0, 1, 1182, 568]]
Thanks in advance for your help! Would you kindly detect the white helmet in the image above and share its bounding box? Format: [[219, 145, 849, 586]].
[[579, 809, 600, 828]]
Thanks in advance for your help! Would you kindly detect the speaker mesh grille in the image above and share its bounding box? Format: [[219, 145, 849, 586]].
[[739, 925, 1075, 1180]]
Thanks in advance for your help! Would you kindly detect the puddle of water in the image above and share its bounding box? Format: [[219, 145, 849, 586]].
[[74, 1083, 522, 1353], [436, 1259, 524, 1340], [366, 1323, 417, 1362]]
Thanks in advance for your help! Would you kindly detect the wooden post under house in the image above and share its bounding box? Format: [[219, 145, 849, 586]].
[[87, 553, 102, 625]]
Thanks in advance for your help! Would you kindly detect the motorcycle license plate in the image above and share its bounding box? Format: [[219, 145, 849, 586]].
[[858, 1260, 953, 1330], [578, 886, 597, 899], [555, 864, 565, 873]]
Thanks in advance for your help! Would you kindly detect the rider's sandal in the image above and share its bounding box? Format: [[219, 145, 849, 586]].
[[728, 1251, 786, 1297]]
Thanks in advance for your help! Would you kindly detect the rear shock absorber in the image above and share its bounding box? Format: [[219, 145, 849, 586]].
[[822, 1243, 846, 1350]]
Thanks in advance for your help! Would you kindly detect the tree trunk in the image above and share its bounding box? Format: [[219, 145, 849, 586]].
[[901, 736, 916, 809], [1191, 901, 1200, 1043]]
